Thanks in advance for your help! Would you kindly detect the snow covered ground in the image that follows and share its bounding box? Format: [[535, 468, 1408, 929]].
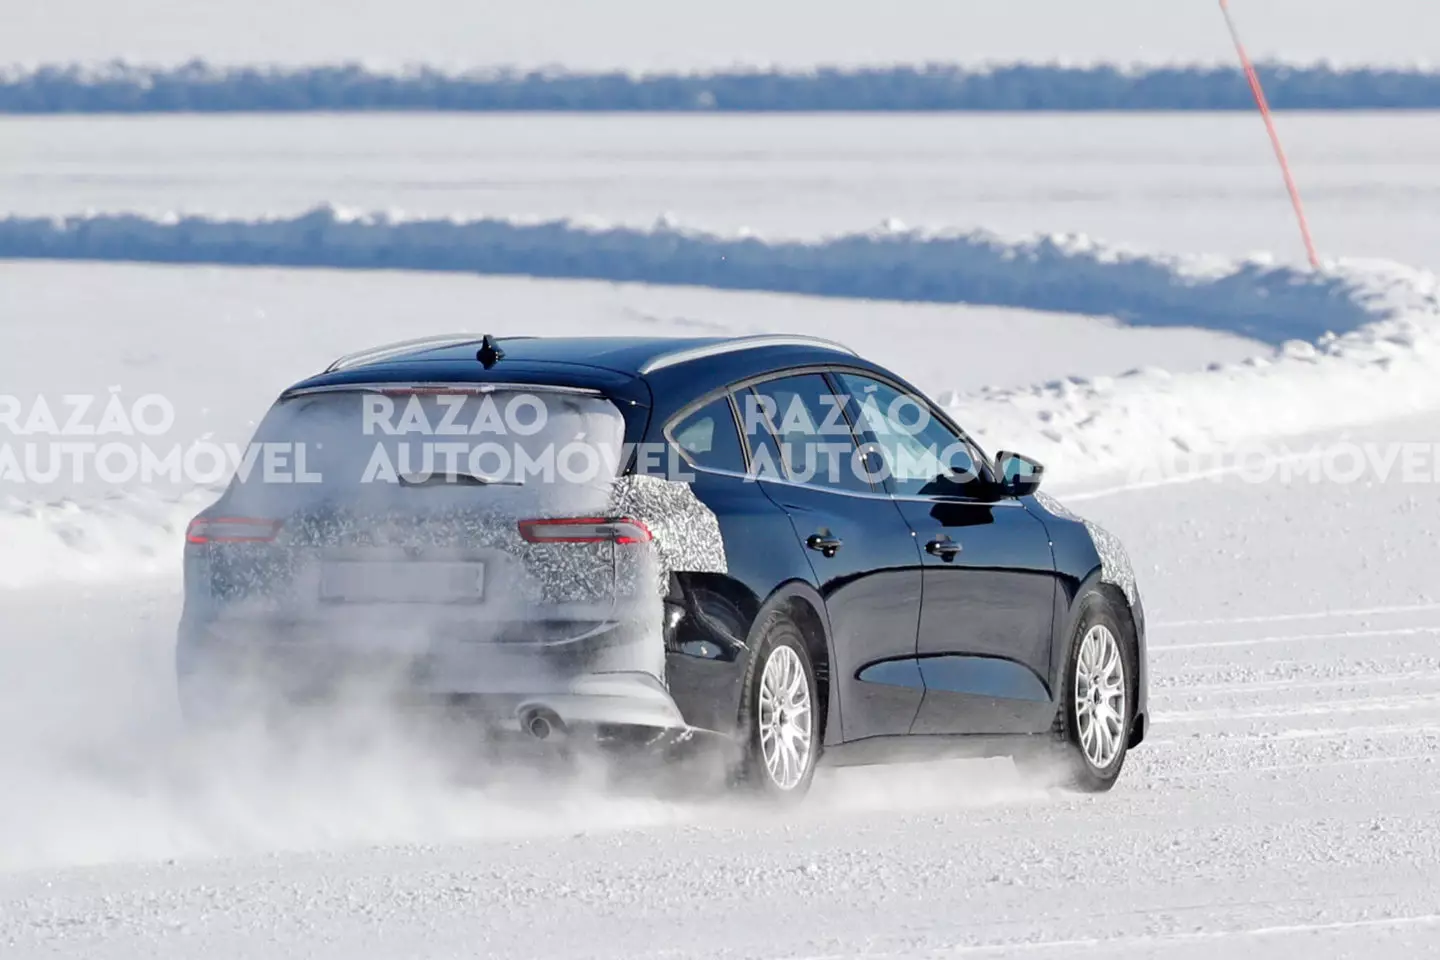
[[6, 545, 1440, 960], [5, 106, 1440, 956], [5, 258, 1440, 957], [6, 113, 1440, 262], [4, 369, 1440, 958]]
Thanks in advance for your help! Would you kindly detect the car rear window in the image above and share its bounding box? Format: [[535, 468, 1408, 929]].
[[226, 387, 626, 510]]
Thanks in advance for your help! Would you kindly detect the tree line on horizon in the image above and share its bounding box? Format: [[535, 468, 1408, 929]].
[[4, 61, 1440, 112]]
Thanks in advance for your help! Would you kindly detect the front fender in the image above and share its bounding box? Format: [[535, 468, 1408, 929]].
[[1027, 492, 1149, 745]]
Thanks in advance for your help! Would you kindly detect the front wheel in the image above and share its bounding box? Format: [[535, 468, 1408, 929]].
[[734, 612, 820, 800], [1017, 591, 1137, 792]]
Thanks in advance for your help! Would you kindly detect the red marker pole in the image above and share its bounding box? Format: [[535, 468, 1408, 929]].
[[1219, 0, 1321, 268]]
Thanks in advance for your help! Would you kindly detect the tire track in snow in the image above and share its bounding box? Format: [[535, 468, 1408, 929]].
[[1145, 751, 1439, 782], [927, 912, 1440, 957], [1158, 669, 1440, 697], [1154, 690, 1440, 725], [1153, 601, 1440, 629], [1153, 624, 1440, 652], [1149, 722, 1440, 747]]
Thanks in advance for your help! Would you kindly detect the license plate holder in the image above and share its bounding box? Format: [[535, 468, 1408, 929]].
[[320, 560, 485, 604]]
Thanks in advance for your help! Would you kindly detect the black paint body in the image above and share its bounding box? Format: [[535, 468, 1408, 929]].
[[178, 336, 1149, 762]]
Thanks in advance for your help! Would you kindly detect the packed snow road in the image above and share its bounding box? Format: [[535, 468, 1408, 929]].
[[4, 408, 1439, 958]]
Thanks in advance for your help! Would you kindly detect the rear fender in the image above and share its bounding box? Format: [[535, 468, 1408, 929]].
[[751, 580, 838, 747], [665, 576, 837, 743]]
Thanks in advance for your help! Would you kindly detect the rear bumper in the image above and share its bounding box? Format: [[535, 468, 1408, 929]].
[[442, 674, 687, 735], [176, 614, 689, 735], [177, 666, 688, 739]]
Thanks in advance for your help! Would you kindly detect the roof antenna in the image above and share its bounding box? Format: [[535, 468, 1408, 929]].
[[476, 335, 505, 369]]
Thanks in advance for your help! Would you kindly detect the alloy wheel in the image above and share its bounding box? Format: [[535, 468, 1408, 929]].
[[757, 645, 813, 790], [1074, 624, 1127, 769]]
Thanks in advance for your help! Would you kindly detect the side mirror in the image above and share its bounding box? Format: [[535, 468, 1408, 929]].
[[995, 451, 1044, 497]]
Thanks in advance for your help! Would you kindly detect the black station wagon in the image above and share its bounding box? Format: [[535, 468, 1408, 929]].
[[178, 334, 1148, 797]]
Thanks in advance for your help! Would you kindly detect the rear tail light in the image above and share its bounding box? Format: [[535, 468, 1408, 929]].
[[186, 517, 283, 544], [517, 517, 652, 545]]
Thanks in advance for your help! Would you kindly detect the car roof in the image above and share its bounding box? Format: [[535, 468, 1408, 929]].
[[285, 334, 870, 401], [331, 334, 854, 376]]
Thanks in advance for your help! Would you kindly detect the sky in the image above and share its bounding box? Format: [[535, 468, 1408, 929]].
[[2, 0, 1436, 69]]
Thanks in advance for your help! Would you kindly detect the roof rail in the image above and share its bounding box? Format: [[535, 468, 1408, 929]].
[[324, 333, 483, 373], [637, 335, 858, 375]]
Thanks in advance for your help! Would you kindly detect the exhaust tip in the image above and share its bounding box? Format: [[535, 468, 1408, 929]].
[[520, 707, 565, 742]]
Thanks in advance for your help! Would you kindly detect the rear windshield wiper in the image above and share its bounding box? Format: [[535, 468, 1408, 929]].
[[397, 472, 523, 488]]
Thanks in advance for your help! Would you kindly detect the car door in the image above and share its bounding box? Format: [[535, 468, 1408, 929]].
[[738, 372, 925, 742], [832, 371, 1059, 736]]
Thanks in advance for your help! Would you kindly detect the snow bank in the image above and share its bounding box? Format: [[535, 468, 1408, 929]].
[[9, 61, 1440, 112], [946, 265, 1440, 486], [3, 206, 1431, 344], [0, 490, 213, 588]]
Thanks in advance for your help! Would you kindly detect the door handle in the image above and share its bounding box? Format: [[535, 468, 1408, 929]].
[[926, 536, 962, 561], [806, 532, 844, 558]]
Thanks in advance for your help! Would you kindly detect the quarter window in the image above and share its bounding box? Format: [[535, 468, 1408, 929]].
[[668, 396, 746, 474]]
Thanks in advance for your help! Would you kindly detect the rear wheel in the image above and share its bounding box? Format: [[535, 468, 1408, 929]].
[[1018, 591, 1136, 792], [735, 612, 820, 799]]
